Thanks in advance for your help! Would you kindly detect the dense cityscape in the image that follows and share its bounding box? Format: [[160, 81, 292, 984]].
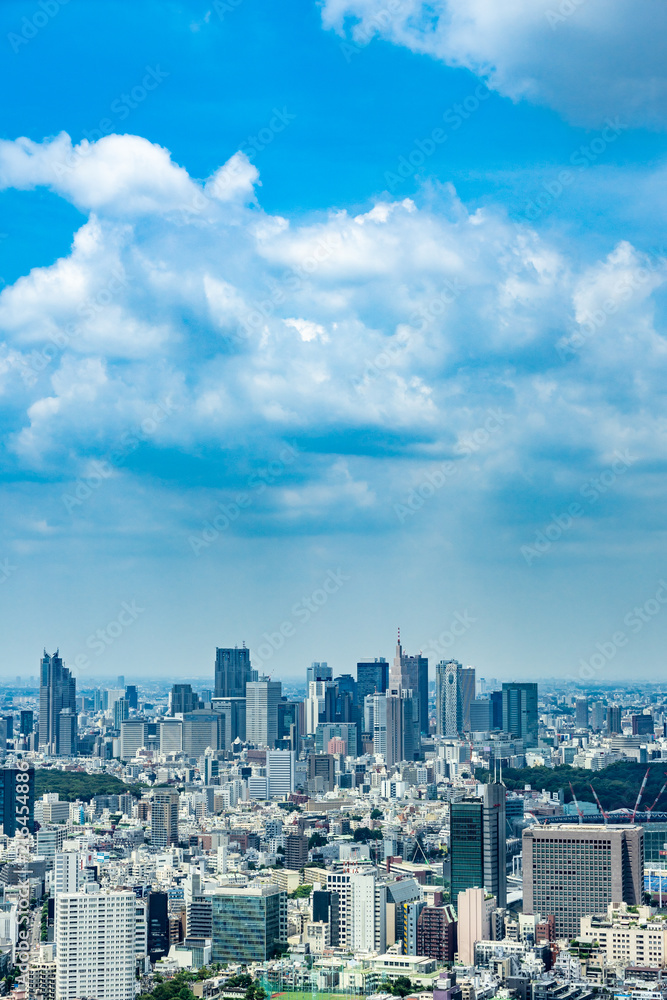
[[1, 642, 667, 1000]]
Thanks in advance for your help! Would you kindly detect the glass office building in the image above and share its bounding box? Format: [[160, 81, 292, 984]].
[[211, 885, 287, 963]]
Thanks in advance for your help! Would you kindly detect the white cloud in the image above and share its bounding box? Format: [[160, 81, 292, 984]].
[[0, 131, 666, 546], [321, 0, 667, 128]]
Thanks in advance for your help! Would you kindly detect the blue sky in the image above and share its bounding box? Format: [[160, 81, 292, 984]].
[[2, 0, 667, 685]]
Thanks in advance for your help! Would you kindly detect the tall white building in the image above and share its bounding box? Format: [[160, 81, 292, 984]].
[[349, 872, 386, 954], [305, 680, 328, 735], [246, 677, 282, 746], [55, 890, 136, 1000], [120, 719, 146, 760], [267, 749, 295, 797]]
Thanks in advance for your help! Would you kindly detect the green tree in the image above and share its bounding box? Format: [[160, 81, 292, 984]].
[[370, 808, 383, 820], [391, 976, 413, 997]]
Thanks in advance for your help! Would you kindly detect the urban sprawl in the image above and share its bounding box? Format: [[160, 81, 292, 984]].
[[3, 640, 667, 1000]]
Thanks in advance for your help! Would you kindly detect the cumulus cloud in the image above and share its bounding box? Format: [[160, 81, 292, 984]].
[[320, 0, 667, 128], [0, 131, 666, 549]]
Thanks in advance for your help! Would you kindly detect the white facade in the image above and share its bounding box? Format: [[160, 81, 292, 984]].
[[267, 749, 295, 797], [349, 872, 386, 954], [55, 890, 136, 1000], [120, 720, 146, 760]]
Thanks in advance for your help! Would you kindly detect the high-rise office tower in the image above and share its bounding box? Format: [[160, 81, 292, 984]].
[[124, 685, 138, 710], [575, 696, 589, 729], [502, 682, 538, 745], [386, 689, 405, 766], [370, 692, 388, 759], [523, 824, 644, 939], [305, 679, 333, 734], [469, 698, 491, 731], [170, 683, 201, 715], [591, 700, 606, 731], [607, 704, 622, 733], [389, 632, 428, 735], [39, 650, 76, 755], [356, 658, 389, 708], [436, 660, 462, 737], [57, 709, 77, 757], [120, 719, 146, 760], [307, 661, 332, 685], [182, 710, 222, 756], [150, 790, 179, 848], [211, 885, 287, 963], [246, 677, 282, 747], [266, 748, 295, 797], [113, 697, 129, 730], [212, 696, 247, 749], [55, 890, 136, 1000], [19, 709, 34, 736], [159, 719, 183, 753], [214, 645, 252, 698], [460, 667, 476, 732], [450, 782, 506, 907]]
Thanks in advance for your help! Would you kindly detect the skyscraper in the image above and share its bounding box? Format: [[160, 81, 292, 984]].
[[523, 824, 644, 939], [356, 658, 389, 708], [39, 650, 76, 755], [389, 632, 428, 735], [607, 704, 622, 733], [170, 683, 201, 715], [55, 890, 136, 1000], [150, 790, 179, 848], [214, 645, 252, 698], [182, 710, 222, 756], [436, 660, 462, 737], [246, 677, 282, 747], [502, 682, 538, 745], [307, 661, 332, 685], [460, 667, 476, 732], [575, 696, 589, 729], [450, 782, 506, 907]]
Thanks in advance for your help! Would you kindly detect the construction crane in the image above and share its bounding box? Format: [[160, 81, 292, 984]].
[[646, 773, 667, 815], [633, 767, 651, 822], [589, 784, 609, 823], [569, 782, 584, 824]]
